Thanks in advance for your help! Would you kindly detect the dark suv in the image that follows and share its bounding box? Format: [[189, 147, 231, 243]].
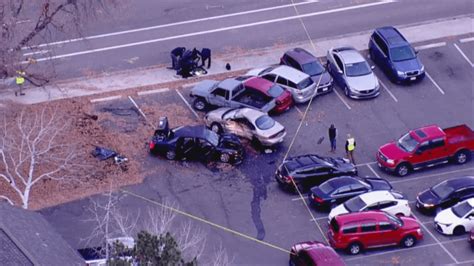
[[369, 26, 425, 83], [280, 48, 333, 96], [275, 154, 357, 193]]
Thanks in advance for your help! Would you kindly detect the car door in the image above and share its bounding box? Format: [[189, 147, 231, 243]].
[[377, 201, 399, 215], [197, 138, 215, 161], [176, 137, 197, 159], [261, 73, 277, 83], [410, 141, 433, 169], [371, 33, 390, 71], [235, 118, 255, 140], [377, 221, 400, 246], [276, 75, 290, 91], [209, 87, 229, 106], [358, 222, 379, 248], [424, 138, 450, 165], [329, 53, 345, 87]]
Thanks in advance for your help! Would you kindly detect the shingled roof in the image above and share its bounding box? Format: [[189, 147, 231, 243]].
[[0, 203, 84, 266]]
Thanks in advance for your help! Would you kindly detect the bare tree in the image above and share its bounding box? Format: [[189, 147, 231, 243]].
[[0, 106, 84, 209], [207, 243, 234, 266], [0, 0, 119, 86]]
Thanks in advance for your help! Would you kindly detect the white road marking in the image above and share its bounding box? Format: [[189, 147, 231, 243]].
[[90, 95, 122, 103], [333, 89, 352, 110], [15, 19, 31, 24], [460, 37, 474, 43], [23, 50, 49, 56], [391, 166, 474, 184], [453, 43, 474, 67], [310, 216, 329, 222], [411, 212, 458, 264], [294, 105, 303, 115], [415, 42, 446, 51], [355, 161, 377, 167], [378, 79, 398, 102], [27, 1, 320, 50], [425, 72, 445, 95], [31, 0, 394, 62], [345, 242, 440, 262], [182, 82, 199, 89], [367, 164, 381, 178], [292, 195, 309, 201], [176, 90, 200, 119], [137, 88, 169, 96]]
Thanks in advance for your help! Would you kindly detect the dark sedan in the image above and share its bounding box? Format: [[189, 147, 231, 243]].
[[416, 176, 474, 214], [149, 123, 244, 165], [309, 176, 393, 210], [275, 154, 357, 193]]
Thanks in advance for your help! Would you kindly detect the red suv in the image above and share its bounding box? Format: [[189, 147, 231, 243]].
[[289, 241, 345, 266], [328, 211, 423, 255]]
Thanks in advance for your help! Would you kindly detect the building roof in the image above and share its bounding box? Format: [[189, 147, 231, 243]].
[[0, 203, 85, 266]]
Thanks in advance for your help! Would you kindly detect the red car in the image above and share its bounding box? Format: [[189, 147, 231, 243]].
[[328, 211, 423, 255], [289, 241, 345, 266], [377, 124, 474, 176], [243, 76, 293, 114]]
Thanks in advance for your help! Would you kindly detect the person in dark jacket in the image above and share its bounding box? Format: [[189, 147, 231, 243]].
[[170, 47, 185, 70], [200, 48, 211, 68], [328, 124, 337, 152]]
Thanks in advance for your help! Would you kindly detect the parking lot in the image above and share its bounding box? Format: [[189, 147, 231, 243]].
[[64, 35, 474, 265]]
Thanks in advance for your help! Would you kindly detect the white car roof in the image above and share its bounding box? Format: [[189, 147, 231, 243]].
[[236, 107, 266, 124], [359, 190, 396, 204], [268, 65, 310, 83]]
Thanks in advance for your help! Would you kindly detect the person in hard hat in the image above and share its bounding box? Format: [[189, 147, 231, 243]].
[[15, 70, 26, 96], [345, 133, 356, 164]]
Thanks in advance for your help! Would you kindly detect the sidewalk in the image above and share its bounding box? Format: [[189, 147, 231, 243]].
[[1, 15, 472, 105]]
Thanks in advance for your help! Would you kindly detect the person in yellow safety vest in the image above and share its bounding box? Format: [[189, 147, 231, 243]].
[[345, 133, 356, 164], [15, 70, 26, 96]]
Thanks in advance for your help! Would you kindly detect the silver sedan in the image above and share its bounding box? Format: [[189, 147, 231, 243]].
[[204, 107, 286, 147]]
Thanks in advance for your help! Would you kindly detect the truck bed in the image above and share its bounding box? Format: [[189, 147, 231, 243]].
[[233, 90, 271, 109], [444, 125, 474, 148]]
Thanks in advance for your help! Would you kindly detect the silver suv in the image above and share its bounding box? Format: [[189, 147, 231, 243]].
[[246, 65, 317, 103]]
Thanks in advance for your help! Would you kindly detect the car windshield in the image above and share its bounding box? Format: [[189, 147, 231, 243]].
[[255, 115, 275, 130], [397, 133, 419, 152], [297, 77, 314, 90], [452, 201, 472, 218], [431, 181, 454, 199], [302, 61, 325, 76], [344, 196, 366, 212], [345, 62, 371, 77], [390, 46, 416, 62], [386, 212, 403, 226], [259, 66, 276, 75], [319, 181, 336, 194], [267, 85, 285, 97], [205, 130, 219, 146]]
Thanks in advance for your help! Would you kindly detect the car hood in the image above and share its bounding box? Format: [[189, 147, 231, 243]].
[[435, 208, 459, 225], [328, 204, 348, 220], [191, 80, 218, 96], [346, 73, 378, 91], [393, 58, 422, 72], [365, 178, 393, 190], [379, 142, 410, 161], [418, 189, 441, 206], [311, 71, 333, 86], [400, 216, 420, 230], [246, 67, 267, 76]]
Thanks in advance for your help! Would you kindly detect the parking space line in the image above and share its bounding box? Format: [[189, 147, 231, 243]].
[[292, 195, 309, 201], [355, 161, 377, 167], [137, 87, 169, 96], [460, 37, 474, 43], [415, 42, 446, 51], [411, 213, 458, 264], [294, 105, 303, 115], [90, 95, 122, 103], [175, 89, 200, 119], [378, 79, 398, 102], [344, 242, 440, 261], [333, 90, 351, 110], [425, 72, 445, 95], [453, 43, 474, 67], [391, 167, 474, 184], [310, 216, 329, 222], [367, 164, 381, 178], [182, 82, 199, 89]]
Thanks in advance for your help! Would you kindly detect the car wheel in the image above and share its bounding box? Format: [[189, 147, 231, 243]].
[[454, 150, 470, 164], [165, 150, 176, 160], [395, 213, 404, 217], [347, 242, 362, 255], [453, 226, 465, 236], [193, 97, 207, 111], [220, 153, 230, 163], [344, 86, 350, 97], [210, 122, 223, 133], [395, 163, 410, 177], [401, 235, 416, 248]]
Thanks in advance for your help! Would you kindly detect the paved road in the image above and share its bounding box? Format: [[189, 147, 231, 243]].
[[23, 0, 472, 80]]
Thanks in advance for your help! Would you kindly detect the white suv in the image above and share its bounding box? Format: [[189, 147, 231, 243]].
[[434, 198, 474, 235], [246, 65, 317, 103], [329, 190, 411, 221]]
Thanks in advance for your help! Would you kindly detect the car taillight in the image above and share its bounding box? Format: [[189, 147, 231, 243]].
[[276, 100, 282, 105], [313, 196, 324, 203], [284, 176, 293, 183], [149, 142, 155, 150]]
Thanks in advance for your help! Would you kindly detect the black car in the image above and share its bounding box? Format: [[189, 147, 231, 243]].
[[275, 154, 357, 193], [416, 176, 474, 214], [280, 48, 333, 96], [309, 176, 393, 210], [149, 118, 244, 165]]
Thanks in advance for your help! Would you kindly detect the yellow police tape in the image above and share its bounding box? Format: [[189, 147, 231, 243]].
[[121, 189, 291, 254]]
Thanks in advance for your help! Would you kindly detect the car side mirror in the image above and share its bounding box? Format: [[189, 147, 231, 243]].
[[371, 65, 375, 70], [337, 69, 343, 74], [415, 149, 422, 155], [415, 50, 419, 54]]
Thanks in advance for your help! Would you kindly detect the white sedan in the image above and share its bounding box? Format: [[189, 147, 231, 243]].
[[328, 190, 411, 221], [204, 107, 286, 147], [434, 198, 474, 235]]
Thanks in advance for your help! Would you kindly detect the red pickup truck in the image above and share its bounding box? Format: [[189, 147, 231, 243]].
[[377, 125, 474, 176]]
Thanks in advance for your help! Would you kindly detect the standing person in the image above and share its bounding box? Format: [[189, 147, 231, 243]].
[[345, 133, 356, 164], [15, 70, 26, 96], [200, 48, 211, 68], [328, 124, 337, 152]]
